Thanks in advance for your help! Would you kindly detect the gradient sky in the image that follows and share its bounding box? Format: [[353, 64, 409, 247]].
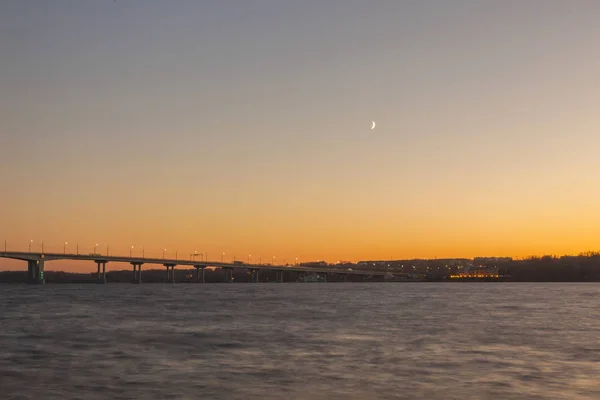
[[2, 1, 600, 271]]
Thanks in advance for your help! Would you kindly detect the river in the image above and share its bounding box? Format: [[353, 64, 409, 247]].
[[1, 283, 599, 399]]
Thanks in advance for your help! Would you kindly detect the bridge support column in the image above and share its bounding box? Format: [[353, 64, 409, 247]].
[[27, 259, 45, 284], [38, 260, 45, 284], [248, 268, 258, 283], [194, 266, 205, 283], [164, 264, 176, 283], [28, 260, 36, 283], [223, 267, 232, 283], [297, 271, 305, 282], [131, 263, 143, 284], [96, 261, 107, 284]]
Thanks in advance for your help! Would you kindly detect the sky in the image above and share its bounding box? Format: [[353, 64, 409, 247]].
[[2, 1, 600, 271]]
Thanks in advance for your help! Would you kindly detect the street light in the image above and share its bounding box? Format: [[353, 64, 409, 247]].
[[29, 240, 33, 253], [130, 246, 134, 257], [64, 242, 68, 254], [94, 243, 98, 254], [295, 257, 298, 266], [221, 252, 225, 263], [163, 248, 167, 259], [248, 254, 251, 263], [272, 256, 275, 265]]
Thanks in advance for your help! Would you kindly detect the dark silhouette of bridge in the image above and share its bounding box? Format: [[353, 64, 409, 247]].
[[0, 251, 386, 284]]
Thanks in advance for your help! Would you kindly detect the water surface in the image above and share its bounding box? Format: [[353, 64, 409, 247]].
[[1, 283, 599, 399]]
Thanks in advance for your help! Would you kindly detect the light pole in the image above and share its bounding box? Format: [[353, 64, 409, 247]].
[[221, 252, 225, 263], [3, 240, 6, 252], [41, 242, 44, 253], [175, 250, 178, 260], [64, 242, 68, 254], [163, 248, 167, 259], [130, 246, 134, 257], [295, 257, 298, 266], [142, 247, 145, 259], [272, 256, 275, 265], [248, 254, 251, 264], [94, 243, 98, 254], [77, 244, 79, 255], [29, 240, 33, 252]]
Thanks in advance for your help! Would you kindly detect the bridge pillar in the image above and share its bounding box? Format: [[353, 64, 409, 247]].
[[96, 261, 107, 284], [248, 268, 258, 283], [223, 267, 233, 283], [27, 260, 36, 283], [39, 260, 45, 284], [27, 259, 45, 284], [194, 266, 205, 283], [164, 264, 176, 283], [131, 263, 143, 284], [296, 271, 305, 282]]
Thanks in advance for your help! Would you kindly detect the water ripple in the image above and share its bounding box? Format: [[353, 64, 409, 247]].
[[1, 283, 600, 399]]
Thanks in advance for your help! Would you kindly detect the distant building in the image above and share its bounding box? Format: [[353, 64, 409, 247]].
[[451, 265, 500, 279]]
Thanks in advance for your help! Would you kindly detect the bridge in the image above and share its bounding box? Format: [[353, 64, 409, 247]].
[[0, 251, 388, 284]]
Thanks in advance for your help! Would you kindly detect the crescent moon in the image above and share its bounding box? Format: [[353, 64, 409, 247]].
[[371, 121, 376, 130]]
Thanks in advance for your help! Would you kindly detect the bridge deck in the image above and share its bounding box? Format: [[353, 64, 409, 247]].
[[0, 252, 388, 276]]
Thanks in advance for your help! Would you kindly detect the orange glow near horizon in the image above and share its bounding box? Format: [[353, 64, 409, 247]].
[[1, 230, 600, 273]]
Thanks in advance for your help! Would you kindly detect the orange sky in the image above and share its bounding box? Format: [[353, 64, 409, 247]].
[[2, 2, 600, 271]]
